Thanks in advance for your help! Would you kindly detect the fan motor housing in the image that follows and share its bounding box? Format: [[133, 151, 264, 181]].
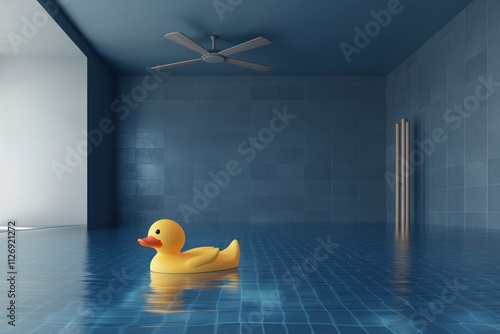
[[202, 53, 225, 63]]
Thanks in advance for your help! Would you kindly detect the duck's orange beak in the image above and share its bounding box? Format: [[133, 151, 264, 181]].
[[138, 235, 163, 248]]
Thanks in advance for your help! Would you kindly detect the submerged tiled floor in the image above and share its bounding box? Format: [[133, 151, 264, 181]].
[[1, 222, 500, 333]]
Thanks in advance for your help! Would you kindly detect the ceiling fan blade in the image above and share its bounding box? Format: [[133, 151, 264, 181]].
[[225, 58, 271, 72], [151, 58, 202, 72], [165, 32, 209, 55], [218, 37, 271, 57]]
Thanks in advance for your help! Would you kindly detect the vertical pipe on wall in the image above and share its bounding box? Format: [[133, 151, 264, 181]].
[[405, 121, 410, 229], [395, 123, 400, 228], [395, 119, 410, 231], [400, 119, 406, 227]]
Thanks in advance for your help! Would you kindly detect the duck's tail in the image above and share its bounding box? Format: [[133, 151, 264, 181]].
[[222, 239, 240, 267]]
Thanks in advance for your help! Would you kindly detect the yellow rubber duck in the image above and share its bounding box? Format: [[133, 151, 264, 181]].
[[138, 219, 240, 274]]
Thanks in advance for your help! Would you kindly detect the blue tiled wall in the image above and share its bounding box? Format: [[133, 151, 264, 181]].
[[114, 76, 386, 226], [386, 0, 500, 229]]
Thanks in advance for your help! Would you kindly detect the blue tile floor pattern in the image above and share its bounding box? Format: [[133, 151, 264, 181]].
[[1, 222, 500, 333]]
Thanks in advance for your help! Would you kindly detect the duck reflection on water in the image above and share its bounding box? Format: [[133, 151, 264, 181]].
[[143, 268, 240, 314]]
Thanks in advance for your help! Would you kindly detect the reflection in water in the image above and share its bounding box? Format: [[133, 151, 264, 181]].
[[144, 268, 240, 314], [394, 223, 410, 285]]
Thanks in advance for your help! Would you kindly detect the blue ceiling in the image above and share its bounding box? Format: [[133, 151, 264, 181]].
[[55, 0, 473, 76]]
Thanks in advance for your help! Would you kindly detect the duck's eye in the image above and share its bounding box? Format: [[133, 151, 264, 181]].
[[155, 229, 160, 235]]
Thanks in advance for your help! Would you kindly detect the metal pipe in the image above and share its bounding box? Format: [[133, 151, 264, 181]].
[[405, 120, 410, 228], [395, 123, 400, 228], [395, 119, 410, 230], [400, 119, 406, 227]]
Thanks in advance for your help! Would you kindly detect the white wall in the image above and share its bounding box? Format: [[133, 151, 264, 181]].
[[0, 56, 87, 226]]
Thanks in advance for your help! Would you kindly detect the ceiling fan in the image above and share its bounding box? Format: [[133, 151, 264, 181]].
[[151, 32, 272, 72]]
